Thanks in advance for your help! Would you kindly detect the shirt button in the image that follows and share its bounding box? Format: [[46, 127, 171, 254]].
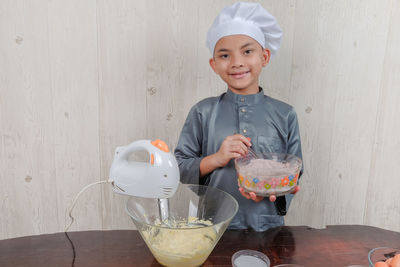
[[240, 98, 245, 102], [243, 129, 247, 133], [241, 108, 246, 113]]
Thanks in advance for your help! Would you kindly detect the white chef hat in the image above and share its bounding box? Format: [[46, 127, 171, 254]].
[[206, 2, 282, 57]]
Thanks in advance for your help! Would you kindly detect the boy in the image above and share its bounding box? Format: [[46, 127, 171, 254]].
[[174, 2, 303, 232]]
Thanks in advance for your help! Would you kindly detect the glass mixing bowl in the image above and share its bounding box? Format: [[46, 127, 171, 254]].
[[126, 183, 238, 267], [368, 247, 400, 266], [235, 152, 302, 197]]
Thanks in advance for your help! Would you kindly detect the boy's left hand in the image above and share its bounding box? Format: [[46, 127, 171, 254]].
[[238, 183, 300, 202]]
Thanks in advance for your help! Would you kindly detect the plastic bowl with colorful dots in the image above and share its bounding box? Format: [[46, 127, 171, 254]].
[[235, 152, 302, 197]]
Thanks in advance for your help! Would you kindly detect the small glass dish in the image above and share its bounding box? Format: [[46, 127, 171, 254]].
[[368, 247, 400, 267], [235, 152, 302, 197], [232, 249, 270, 267]]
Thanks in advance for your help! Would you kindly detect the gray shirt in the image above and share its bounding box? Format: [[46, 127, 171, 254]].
[[174, 88, 303, 232]]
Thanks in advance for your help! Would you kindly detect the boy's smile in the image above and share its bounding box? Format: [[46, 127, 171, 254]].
[[209, 35, 270, 95]]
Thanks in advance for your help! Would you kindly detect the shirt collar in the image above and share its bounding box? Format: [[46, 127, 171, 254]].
[[225, 87, 264, 105]]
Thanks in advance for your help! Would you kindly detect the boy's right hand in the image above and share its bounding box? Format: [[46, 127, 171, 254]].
[[214, 134, 252, 167]]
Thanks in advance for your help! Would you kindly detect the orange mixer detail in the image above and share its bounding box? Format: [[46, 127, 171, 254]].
[[151, 139, 170, 152]]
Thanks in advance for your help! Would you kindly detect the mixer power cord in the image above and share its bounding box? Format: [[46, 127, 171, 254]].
[[65, 179, 112, 232], [64, 179, 113, 267]]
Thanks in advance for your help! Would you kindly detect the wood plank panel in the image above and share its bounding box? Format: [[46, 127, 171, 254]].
[[97, 0, 147, 230], [322, 0, 391, 225], [145, 0, 202, 148], [0, 0, 58, 239], [287, 0, 393, 228], [285, 1, 343, 228], [47, 0, 101, 232], [364, 0, 400, 232]]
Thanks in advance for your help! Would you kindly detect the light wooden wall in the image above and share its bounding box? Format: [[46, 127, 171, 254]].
[[0, 0, 399, 240]]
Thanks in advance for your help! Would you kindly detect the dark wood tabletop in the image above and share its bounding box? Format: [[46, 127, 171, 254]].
[[1, 225, 399, 267]]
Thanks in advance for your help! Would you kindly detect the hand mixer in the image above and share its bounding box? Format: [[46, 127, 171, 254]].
[[109, 139, 180, 198], [65, 139, 180, 232], [109, 139, 180, 226]]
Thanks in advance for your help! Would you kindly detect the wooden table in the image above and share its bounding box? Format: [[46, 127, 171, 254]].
[[1, 225, 399, 267]]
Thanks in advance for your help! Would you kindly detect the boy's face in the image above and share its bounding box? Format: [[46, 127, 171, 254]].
[[209, 34, 270, 95]]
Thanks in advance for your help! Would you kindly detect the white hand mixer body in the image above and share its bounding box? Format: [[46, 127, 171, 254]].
[[109, 139, 180, 199], [65, 139, 179, 232]]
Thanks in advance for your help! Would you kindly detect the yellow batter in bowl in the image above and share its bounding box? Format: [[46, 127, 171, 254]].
[[141, 218, 216, 267]]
